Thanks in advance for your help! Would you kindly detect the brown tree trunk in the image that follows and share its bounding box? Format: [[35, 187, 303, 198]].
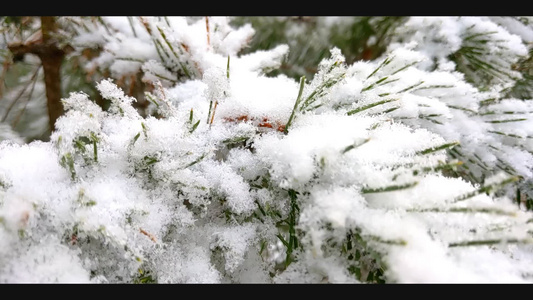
[[39, 17, 65, 132], [40, 50, 64, 131]]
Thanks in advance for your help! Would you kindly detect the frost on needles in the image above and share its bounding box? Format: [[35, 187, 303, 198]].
[[1, 16, 533, 283]]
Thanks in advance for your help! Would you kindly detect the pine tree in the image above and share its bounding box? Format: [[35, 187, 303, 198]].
[[0, 16, 533, 283]]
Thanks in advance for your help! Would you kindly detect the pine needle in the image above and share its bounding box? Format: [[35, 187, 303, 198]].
[[284, 76, 306, 134], [452, 176, 519, 202], [449, 238, 533, 247], [361, 182, 419, 194], [416, 141, 460, 155], [347, 98, 398, 115], [407, 206, 516, 216], [342, 138, 370, 154]]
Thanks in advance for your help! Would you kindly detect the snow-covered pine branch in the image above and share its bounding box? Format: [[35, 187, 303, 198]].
[[1, 16, 533, 283]]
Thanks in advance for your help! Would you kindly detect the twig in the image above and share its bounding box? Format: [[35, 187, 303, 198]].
[[0, 59, 11, 99], [12, 65, 42, 127], [1, 65, 41, 122], [139, 228, 157, 243], [205, 17, 210, 49]]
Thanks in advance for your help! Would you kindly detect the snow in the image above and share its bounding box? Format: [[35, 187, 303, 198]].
[[1, 16, 533, 283]]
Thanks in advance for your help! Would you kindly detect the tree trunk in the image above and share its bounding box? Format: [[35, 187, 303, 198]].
[[39, 17, 65, 132], [40, 49, 64, 131]]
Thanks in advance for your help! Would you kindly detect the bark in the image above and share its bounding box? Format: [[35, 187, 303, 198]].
[[39, 17, 65, 131], [40, 47, 65, 131]]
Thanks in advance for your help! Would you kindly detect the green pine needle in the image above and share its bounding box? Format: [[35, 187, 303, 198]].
[[190, 120, 200, 134], [488, 130, 525, 139], [131, 132, 141, 146], [367, 56, 393, 79], [396, 81, 424, 94], [207, 101, 213, 124], [453, 176, 519, 202], [407, 206, 516, 216], [222, 136, 249, 145], [447, 105, 477, 114], [416, 141, 460, 155], [361, 182, 418, 194], [449, 238, 533, 247], [141, 122, 148, 139], [347, 98, 398, 115], [183, 152, 208, 169], [156, 26, 191, 79], [390, 61, 420, 76], [342, 138, 370, 154], [362, 76, 389, 92], [284, 76, 306, 134], [485, 118, 528, 124]]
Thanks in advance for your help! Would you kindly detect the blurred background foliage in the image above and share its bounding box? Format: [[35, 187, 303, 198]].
[[231, 17, 407, 79]]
